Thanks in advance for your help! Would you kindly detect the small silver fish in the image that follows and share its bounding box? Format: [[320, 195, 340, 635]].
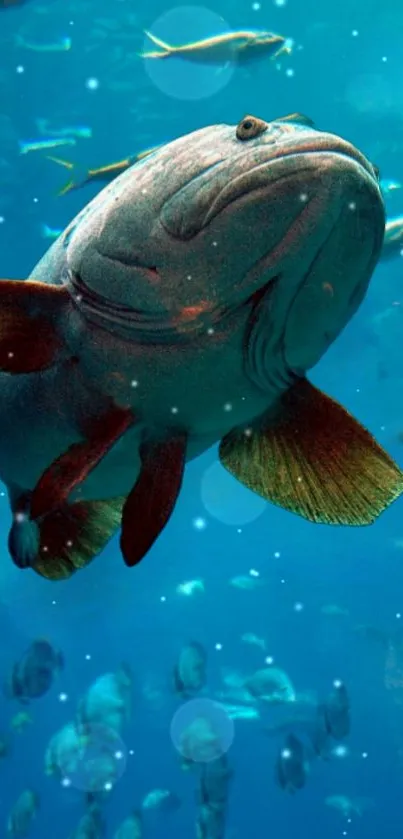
[[19, 138, 76, 155]]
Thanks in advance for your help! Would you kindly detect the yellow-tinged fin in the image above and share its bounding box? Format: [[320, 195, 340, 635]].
[[219, 378, 403, 526], [0, 279, 69, 373], [46, 156, 78, 196], [144, 30, 173, 50], [136, 144, 162, 160], [58, 179, 77, 196], [139, 30, 173, 58], [32, 497, 125, 580], [46, 155, 75, 170]]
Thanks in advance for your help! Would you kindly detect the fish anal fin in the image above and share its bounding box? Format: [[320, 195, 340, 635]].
[[219, 378, 403, 526], [30, 406, 135, 520], [0, 280, 69, 373], [32, 497, 124, 580], [120, 434, 187, 567]]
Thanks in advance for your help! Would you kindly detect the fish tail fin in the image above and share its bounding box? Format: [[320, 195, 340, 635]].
[[136, 144, 162, 160], [139, 30, 173, 58], [46, 157, 77, 196], [144, 30, 173, 50]]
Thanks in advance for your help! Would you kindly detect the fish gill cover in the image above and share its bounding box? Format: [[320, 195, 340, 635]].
[[0, 0, 403, 837]]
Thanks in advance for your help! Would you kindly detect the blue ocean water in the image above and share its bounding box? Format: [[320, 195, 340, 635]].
[[1, 0, 403, 836]]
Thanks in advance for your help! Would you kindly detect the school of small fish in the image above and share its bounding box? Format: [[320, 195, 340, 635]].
[[3, 634, 354, 837]]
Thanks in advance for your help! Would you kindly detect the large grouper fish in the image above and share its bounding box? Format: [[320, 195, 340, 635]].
[[1, 113, 402, 581]]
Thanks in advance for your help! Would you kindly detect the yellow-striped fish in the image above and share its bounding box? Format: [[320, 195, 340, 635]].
[[48, 145, 162, 196], [140, 29, 290, 64]]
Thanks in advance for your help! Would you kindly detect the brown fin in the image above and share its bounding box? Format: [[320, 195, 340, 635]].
[[30, 407, 135, 521], [219, 378, 403, 526], [0, 280, 69, 373], [31, 497, 125, 580], [120, 434, 187, 567]]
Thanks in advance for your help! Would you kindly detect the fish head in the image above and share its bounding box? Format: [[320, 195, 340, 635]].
[[63, 114, 383, 391]]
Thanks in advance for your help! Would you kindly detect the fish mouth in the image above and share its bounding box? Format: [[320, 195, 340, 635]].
[[240, 142, 384, 391]]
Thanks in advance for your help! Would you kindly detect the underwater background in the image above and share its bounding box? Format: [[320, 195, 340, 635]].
[[1, 0, 403, 836]]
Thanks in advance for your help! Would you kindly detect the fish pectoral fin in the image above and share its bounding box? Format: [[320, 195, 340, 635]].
[[30, 406, 135, 520], [120, 433, 187, 567], [0, 279, 70, 373], [219, 377, 403, 526]]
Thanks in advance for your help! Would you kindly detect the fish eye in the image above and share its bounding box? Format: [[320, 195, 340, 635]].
[[236, 115, 268, 141]]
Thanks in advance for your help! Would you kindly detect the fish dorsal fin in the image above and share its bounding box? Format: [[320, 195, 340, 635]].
[[275, 113, 315, 128], [0, 279, 70, 373], [219, 378, 403, 526]]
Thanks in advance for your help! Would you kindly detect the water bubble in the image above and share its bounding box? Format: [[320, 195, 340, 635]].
[[56, 723, 127, 792], [85, 77, 99, 90], [201, 460, 266, 525], [170, 698, 234, 763], [143, 6, 235, 100]]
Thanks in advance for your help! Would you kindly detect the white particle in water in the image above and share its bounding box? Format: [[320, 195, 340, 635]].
[[85, 77, 99, 90]]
